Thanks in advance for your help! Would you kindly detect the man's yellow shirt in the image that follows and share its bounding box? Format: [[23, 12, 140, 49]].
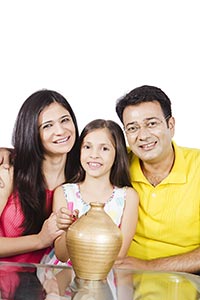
[[128, 141, 200, 260]]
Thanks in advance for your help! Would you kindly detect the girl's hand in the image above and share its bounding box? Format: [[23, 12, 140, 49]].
[[42, 271, 60, 297], [56, 207, 79, 230]]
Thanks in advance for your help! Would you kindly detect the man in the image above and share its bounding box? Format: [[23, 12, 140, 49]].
[[115, 85, 200, 274]]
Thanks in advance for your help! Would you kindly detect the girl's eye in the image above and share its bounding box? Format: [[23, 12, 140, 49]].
[[82, 145, 90, 149], [102, 146, 109, 151]]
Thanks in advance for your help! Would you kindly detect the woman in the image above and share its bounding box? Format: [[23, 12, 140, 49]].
[[0, 89, 79, 263]]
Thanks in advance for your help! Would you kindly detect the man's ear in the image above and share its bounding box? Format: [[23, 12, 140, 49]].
[[168, 116, 175, 137], [168, 116, 175, 129]]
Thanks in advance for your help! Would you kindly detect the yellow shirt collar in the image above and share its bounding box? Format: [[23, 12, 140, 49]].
[[129, 141, 186, 185]]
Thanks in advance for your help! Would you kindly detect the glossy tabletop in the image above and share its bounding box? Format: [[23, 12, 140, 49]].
[[0, 261, 200, 299]]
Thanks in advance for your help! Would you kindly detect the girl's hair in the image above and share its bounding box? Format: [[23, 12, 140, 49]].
[[12, 89, 79, 235], [71, 119, 132, 187]]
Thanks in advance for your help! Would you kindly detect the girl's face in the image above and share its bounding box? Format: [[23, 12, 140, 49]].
[[80, 128, 116, 179], [38, 102, 76, 156]]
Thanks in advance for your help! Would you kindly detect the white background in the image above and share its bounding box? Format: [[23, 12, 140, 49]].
[[0, 1, 199, 148]]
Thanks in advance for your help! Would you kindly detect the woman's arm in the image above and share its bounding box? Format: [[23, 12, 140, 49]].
[[0, 213, 63, 257], [118, 187, 139, 258]]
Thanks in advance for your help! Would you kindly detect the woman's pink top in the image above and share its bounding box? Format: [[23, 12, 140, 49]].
[[0, 190, 53, 263]]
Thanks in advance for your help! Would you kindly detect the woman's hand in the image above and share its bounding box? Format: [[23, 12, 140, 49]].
[[37, 213, 64, 248]]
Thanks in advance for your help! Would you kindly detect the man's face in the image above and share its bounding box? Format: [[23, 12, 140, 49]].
[[123, 101, 175, 164]]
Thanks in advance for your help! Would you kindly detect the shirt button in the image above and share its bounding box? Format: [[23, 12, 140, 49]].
[[152, 193, 156, 198]]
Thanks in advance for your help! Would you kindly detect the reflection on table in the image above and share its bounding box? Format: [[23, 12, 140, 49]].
[[0, 261, 200, 299]]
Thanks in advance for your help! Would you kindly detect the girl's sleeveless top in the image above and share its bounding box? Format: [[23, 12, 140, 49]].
[[62, 183, 127, 226]]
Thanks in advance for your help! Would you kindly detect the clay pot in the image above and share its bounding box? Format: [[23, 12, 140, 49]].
[[70, 277, 115, 300], [66, 202, 122, 280]]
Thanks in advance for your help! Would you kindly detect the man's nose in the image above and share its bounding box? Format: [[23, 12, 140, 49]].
[[137, 125, 151, 139]]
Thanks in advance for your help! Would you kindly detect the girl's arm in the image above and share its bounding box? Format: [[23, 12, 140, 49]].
[[52, 186, 75, 262], [118, 187, 139, 258], [0, 213, 63, 257]]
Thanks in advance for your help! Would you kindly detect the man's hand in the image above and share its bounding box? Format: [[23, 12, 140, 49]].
[[0, 148, 13, 188], [115, 248, 200, 274], [115, 256, 149, 270], [0, 165, 14, 214]]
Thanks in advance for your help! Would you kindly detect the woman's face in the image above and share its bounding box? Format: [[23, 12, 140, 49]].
[[38, 102, 76, 156]]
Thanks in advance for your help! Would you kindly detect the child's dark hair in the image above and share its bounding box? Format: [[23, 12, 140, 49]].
[[71, 119, 132, 187]]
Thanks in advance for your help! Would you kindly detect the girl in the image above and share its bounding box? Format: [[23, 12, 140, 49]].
[[53, 119, 139, 262]]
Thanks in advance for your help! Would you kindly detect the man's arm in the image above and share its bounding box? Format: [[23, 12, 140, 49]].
[[0, 148, 13, 188], [0, 165, 13, 214], [115, 247, 200, 274]]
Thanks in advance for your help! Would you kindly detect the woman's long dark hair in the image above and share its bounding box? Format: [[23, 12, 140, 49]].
[[71, 119, 132, 187], [12, 89, 79, 235]]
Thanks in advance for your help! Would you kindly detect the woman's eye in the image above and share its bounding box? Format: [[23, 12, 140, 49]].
[[42, 123, 52, 130]]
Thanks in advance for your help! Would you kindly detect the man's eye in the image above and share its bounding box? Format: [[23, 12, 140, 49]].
[[147, 121, 158, 128], [127, 126, 137, 132]]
